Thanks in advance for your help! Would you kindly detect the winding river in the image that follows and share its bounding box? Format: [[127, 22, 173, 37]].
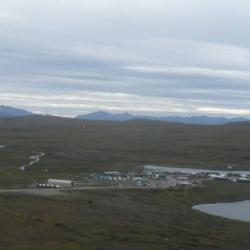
[[19, 152, 45, 171]]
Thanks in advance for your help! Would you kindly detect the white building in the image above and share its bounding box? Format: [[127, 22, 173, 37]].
[[47, 179, 74, 188]]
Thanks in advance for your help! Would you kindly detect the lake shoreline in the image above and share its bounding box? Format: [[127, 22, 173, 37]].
[[193, 200, 250, 223]]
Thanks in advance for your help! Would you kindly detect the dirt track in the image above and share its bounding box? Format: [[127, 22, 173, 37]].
[[0, 183, 179, 196]]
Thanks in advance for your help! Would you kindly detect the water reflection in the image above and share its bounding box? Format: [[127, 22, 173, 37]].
[[193, 200, 250, 222]]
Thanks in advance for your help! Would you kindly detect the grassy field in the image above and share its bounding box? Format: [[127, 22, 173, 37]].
[[0, 181, 250, 249], [1, 116, 250, 186], [0, 116, 250, 249]]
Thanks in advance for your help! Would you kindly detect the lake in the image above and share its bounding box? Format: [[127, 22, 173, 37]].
[[144, 165, 250, 176], [193, 200, 250, 222]]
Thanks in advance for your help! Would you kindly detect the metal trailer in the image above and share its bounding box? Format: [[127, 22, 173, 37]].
[[47, 179, 74, 188], [37, 183, 60, 188]]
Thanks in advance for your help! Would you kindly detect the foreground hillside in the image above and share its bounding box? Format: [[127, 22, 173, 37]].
[[0, 182, 250, 250], [1, 115, 250, 186]]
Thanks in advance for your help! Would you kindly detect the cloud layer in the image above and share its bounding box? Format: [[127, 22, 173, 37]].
[[0, 0, 250, 117]]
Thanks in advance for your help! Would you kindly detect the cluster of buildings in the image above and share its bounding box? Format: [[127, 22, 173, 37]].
[[209, 173, 250, 183], [144, 165, 250, 184], [35, 166, 250, 190], [88, 170, 169, 186]]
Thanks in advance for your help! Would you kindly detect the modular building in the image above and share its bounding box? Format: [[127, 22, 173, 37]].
[[103, 171, 120, 176], [47, 179, 74, 188]]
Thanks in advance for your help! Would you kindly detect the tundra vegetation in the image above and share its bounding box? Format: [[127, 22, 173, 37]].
[[0, 116, 250, 249]]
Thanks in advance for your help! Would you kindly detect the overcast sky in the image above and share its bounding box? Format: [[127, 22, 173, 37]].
[[1, 0, 250, 117]]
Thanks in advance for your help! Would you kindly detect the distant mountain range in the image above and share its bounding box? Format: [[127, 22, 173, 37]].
[[77, 111, 135, 121], [0, 106, 249, 125], [76, 111, 249, 125], [0, 105, 33, 118]]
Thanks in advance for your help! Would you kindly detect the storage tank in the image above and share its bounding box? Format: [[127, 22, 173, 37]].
[[47, 179, 74, 188]]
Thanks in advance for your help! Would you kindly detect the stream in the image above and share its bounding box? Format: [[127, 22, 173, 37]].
[[19, 152, 45, 171]]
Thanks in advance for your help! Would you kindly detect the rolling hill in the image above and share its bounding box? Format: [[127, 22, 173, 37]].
[[0, 105, 33, 118]]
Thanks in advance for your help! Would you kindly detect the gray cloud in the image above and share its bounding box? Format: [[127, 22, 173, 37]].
[[0, 0, 250, 117]]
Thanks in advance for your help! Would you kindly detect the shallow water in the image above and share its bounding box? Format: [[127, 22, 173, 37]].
[[144, 165, 250, 176], [193, 200, 250, 222], [19, 152, 45, 171]]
